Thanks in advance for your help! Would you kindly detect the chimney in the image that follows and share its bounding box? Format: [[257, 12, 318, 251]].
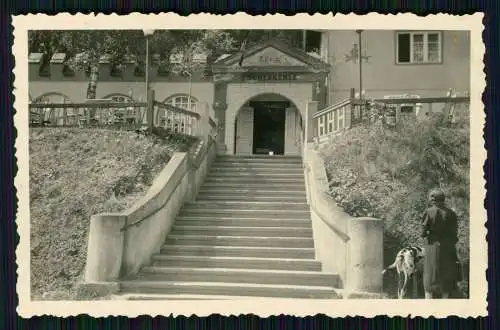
[[49, 53, 66, 80], [99, 54, 111, 79], [121, 55, 136, 80], [28, 53, 44, 79]]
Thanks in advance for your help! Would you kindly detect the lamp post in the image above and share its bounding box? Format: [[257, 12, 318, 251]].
[[143, 29, 155, 132], [183, 70, 193, 112], [143, 29, 155, 99], [356, 29, 363, 100]]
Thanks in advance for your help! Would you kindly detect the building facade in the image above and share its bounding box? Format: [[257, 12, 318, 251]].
[[28, 30, 470, 155]]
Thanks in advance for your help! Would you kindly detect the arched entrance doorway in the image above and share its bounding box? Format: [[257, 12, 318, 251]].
[[234, 93, 303, 156]]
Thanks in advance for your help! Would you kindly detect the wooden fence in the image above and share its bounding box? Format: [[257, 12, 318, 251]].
[[29, 97, 217, 139], [313, 90, 470, 143]]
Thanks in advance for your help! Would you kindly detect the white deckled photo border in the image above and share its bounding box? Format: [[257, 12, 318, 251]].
[[13, 12, 487, 318]]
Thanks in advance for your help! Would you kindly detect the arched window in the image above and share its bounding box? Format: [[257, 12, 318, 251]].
[[104, 93, 135, 103], [160, 95, 198, 133], [33, 93, 72, 125], [164, 94, 198, 113], [103, 93, 137, 125]]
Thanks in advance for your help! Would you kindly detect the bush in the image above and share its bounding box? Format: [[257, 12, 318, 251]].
[[319, 110, 470, 297], [29, 127, 197, 300]]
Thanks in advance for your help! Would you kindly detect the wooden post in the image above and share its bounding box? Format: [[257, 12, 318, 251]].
[[395, 103, 401, 126], [147, 89, 155, 134], [62, 107, 67, 126], [135, 102, 142, 128], [86, 106, 91, 127], [350, 88, 356, 124]]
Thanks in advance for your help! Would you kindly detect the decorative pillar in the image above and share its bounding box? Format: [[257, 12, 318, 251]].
[[311, 74, 327, 110], [305, 101, 318, 143]]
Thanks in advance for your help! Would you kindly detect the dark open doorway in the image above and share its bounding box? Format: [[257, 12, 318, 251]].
[[250, 101, 289, 155]]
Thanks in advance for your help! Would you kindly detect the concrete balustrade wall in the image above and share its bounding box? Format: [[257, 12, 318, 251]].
[[303, 146, 350, 283], [79, 136, 217, 297], [303, 140, 384, 298]]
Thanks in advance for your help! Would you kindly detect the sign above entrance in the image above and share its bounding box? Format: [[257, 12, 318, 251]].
[[237, 47, 308, 67], [243, 72, 298, 82]]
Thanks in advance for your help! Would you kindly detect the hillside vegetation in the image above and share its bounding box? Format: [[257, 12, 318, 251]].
[[319, 111, 470, 298], [29, 127, 197, 300]]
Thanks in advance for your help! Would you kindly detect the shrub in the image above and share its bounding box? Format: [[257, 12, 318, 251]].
[[319, 109, 470, 297]]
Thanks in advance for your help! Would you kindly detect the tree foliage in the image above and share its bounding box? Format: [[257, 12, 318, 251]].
[[28, 29, 309, 99]]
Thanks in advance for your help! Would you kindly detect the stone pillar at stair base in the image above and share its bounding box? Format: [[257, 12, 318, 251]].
[[346, 217, 384, 295], [77, 214, 125, 298], [84, 213, 126, 280]]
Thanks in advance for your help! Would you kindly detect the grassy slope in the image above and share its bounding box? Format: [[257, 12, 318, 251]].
[[319, 111, 470, 298], [29, 128, 196, 299]]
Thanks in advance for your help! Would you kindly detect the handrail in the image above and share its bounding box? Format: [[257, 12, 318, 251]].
[[304, 163, 351, 243], [311, 203, 351, 243], [29, 102, 148, 108], [313, 99, 351, 119], [154, 101, 201, 119], [351, 96, 470, 105], [120, 138, 211, 232]]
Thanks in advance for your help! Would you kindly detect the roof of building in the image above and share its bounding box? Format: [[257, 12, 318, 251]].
[[50, 53, 66, 64], [212, 39, 330, 73], [29, 53, 43, 64]]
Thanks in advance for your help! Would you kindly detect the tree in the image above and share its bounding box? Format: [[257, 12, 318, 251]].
[[28, 29, 307, 100], [30, 30, 148, 100]]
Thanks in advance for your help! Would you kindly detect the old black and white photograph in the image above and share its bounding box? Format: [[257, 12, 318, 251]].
[[14, 13, 486, 318]]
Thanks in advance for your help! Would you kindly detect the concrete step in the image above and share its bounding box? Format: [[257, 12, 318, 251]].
[[171, 225, 313, 238], [200, 182, 306, 190], [195, 194, 307, 203], [210, 167, 304, 174], [204, 177, 304, 184], [117, 293, 284, 300], [151, 255, 322, 271], [119, 281, 340, 299], [119, 290, 388, 300], [165, 235, 314, 248], [182, 201, 309, 211], [212, 162, 303, 169], [175, 216, 312, 228], [197, 188, 306, 196], [134, 267, 341, 288], [179, 208, 310, 219], [160, 245, 316, 259], [216, 156, 302, 163], [208, 172, 304, 178]]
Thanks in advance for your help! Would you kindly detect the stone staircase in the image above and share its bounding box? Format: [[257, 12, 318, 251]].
[[118, 155, 341, 300]]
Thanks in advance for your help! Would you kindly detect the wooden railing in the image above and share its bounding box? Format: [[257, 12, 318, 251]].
[[28, 97, 218, 139], [154, 101, 200, 135], [312, 90, 470, 143], [312, 99, 351, 144], [29, 101, 148, 129]]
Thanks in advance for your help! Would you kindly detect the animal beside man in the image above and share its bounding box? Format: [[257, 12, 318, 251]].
[[382, 245, 425, 299], [382, 189, 460, 299]]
